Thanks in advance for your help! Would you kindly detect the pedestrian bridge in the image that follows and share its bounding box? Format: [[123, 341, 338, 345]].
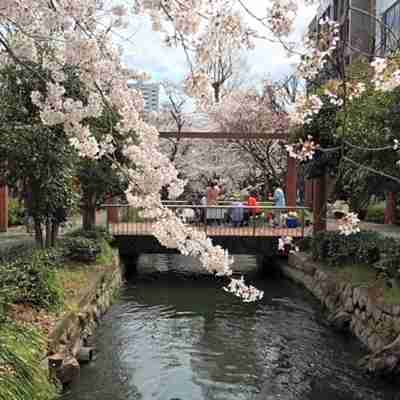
[[105, 203, 309, 258]]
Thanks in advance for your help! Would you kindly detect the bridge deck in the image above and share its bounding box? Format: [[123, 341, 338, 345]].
[[110, 222, 306, 237]]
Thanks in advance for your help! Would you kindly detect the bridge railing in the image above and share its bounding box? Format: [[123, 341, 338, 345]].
[[103, 203, 309, 238]]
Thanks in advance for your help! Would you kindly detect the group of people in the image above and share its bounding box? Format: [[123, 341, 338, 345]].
[[194, 181, 286, 227]]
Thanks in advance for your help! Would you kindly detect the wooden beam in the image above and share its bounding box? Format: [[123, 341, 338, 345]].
[[158, 131, 289, 140]]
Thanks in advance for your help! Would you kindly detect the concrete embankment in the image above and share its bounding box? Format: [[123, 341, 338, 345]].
[[280, 252, 400, 377], [46, 253, 123, 386]]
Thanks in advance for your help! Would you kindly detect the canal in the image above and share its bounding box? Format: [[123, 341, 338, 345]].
[[63, 255, 400, 400]]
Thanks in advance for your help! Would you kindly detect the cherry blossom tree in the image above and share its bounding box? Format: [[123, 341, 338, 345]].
[[208, 81, 289, 196], [6, 0, 400, 299]]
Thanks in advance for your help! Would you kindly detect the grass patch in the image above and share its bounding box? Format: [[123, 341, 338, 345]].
[[0, 322, 59, 400], [332, 264, 379, 288], [383, 286, 400, 305], [96, 239, 114, 265], [56, 241, 114, 310]]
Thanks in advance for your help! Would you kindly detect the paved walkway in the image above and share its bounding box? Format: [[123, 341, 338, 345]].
[[0, 211, 108, 251], [327, 219, 400, 239], [0, 225, 34, 251]]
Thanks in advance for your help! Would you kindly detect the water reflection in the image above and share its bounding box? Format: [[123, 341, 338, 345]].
[[63, 255, 400, 400]]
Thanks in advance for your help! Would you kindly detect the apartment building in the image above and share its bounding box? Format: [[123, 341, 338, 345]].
[[376, 0, 400, 55], [129, 82, 160, 113], [309, 0, 376, 63]]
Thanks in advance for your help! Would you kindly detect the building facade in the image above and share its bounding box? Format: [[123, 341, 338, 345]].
[[376, 0, 400, 55], [309, 0, 376, 64], [129, 82, 160, 113]]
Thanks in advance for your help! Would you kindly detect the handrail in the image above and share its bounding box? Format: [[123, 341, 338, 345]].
[[104, 203, 308, 238], [102, 203, 309, 210]]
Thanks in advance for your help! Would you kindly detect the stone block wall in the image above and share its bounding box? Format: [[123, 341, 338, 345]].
[[47, 253, 123, 386], [282, 253, 400, 376]]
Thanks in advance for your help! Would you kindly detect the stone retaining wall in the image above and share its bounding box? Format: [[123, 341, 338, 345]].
[[47, 253, 123, 385], [282, 252, 400, 377]]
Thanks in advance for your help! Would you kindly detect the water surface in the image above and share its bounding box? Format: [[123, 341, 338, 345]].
[[63, 255, 400, 400]]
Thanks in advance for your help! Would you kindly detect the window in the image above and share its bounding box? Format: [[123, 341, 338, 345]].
[[333, 0, 338, 20], [382, 0, 400, 54]]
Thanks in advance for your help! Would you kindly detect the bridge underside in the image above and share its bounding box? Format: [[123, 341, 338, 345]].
[[115, 235, 278, 258]]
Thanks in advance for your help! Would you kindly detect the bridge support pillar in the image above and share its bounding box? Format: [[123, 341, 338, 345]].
[[286, 157, 297, 208], [385, 191, 397, 225], [0, 185, 8, 232], [313, 175, 327, 234]]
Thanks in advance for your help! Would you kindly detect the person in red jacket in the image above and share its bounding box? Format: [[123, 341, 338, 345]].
[[247, 190, 261, 217]]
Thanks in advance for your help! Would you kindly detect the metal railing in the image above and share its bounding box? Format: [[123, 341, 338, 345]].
[[103, 203, 309, 238]]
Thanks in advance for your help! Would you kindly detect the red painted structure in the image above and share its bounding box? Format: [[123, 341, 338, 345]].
[[158, 130, 314, 228], [0, 185, 8, 232], [158, 131, 288, 140], [385, 192, 397, 225], [286, 157, 297, 208], [313, 175, 327, 234]]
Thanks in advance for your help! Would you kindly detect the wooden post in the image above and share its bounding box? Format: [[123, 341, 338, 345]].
[[305, 179, 313, 209], [313, 175, 327, 234], [0, 185, 8, 233], [286, 157, 297, 208], [384, 192, 397, 225], [107, 205, 119, 224]]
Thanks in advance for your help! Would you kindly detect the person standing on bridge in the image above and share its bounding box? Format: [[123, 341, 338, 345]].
[[271, 184, 286, 227], [247, 190, 262, 217], [230, 193, 244, 227], [206, 181, 220, 224]]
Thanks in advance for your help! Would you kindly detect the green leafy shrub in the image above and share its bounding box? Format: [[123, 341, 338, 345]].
[[8, 198, 25, 226], [296, 237, 312, 252], [365, 202, 385, 224], [0, 322, 58, 400], [312, 231, 383, 266], [374, 238, 400, 282], [0, 250, 64, 310], [62, 237, 102, 263], [0, 240, 37, 265], [66, 226, 113, 244]]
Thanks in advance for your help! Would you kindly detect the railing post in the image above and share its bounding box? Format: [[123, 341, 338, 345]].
[[252, 213, 256, 236], [301, 208, 305, 237], [204, 206, 208, 235]]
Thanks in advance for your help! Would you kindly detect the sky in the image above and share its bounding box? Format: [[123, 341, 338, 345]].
[[118, 1, 317, 99]]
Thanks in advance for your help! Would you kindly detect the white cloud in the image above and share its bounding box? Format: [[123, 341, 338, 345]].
[[118, 1, 317, 85]]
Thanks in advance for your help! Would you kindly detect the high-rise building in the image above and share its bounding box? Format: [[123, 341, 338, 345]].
[[308, 0, 376, 64], [376, 0, 400, 55], [129, 82, 160, 113]]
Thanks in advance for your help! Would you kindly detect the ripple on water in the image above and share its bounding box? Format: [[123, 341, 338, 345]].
[[63, 255, 400, 400]]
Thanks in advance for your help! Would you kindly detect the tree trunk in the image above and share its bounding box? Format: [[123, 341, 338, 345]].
[[82, 205, 96, 231], [82, 193, 97, 231], [51, 223, 59, 247], [45, 221, 52, 248], [213, 83, 220, 103], [34, 220, 43, 249], [0, 185, 8, 232]]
